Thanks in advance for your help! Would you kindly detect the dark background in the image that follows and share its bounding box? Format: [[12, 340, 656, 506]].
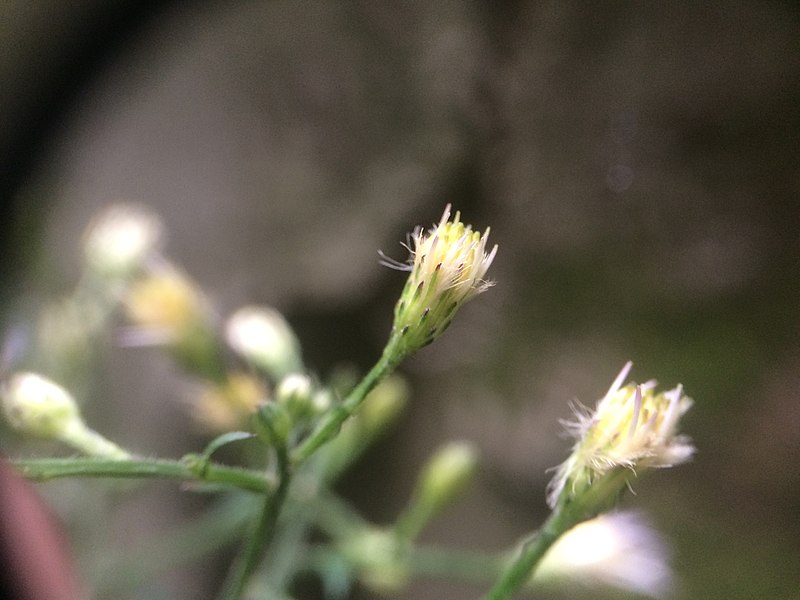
[[2, 2, 799, 599]]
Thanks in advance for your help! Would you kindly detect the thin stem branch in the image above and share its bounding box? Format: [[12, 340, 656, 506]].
[[483, 509, 574, 600], [9, 457, 274, 494], [218, 446, 292, 600], [290, 348, 400, 466]]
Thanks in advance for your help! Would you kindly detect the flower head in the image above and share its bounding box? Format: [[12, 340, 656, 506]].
[[535, 511, 673, 598], [547, 362, 694, 513], [383, 204, 497, 358], [82, 203, 163, 278]]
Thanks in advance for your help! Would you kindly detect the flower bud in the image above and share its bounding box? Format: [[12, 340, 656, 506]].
[[82, 203, 163, 278], [382, 205, 497, 359], [535, 511, 673, 598], [124, 265, 225, 382], [547, 362, 694, 518], [125, 266, 204, 335], [225, 306, 303, 380], [276, 373, 314, 419], [194, 372, 267, 432], [340, 527, 409, 594], [1, 372, 129, 459], [1, 372, 80, 439], [416, 441, 479, 513], [395, 441, 479, 540]]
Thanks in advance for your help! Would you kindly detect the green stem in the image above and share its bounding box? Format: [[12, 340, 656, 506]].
[[291, 347, 400, 466], [483, 509, 574, 600], [394, 495, 436, 542], [218, 446, 292, 600], [10, 457, 274, 494]]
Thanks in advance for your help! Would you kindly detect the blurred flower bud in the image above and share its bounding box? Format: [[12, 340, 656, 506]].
[[2, 372, 80, 439], [124, 265, 225, 382], [381, 204, 497, 359], [1, 372, 129, 459], [340, 527, 409, 594], [276, 373, 314, 419], [535, 512, 673, 599], [194, 372, 267, 432], [225, 306, 302, 380], [125, 266, 204, 335], [396, 441, 479, 540], [416, 441, 479, 513], [547, 362, 694, 518], [82, 203, 163, 278], [311, 387, 334, 414]]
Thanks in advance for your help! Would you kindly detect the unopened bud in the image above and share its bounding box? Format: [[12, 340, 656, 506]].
[[396, 441, 478, 540], [124, 266, 226, 382], [194, 373, 267, 432], [1, 372, 129, 459], [225, 306, 302, 380], [340, 527, 409, 594], [416, 441, 479, 515], [82, 204, 163, 277], [125, 267, 204, 335], [276, 373, 313, 419], [1, 372, 80, 439]]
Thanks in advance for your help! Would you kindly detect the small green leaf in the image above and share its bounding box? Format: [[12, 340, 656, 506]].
[[201, 431, 256, 462]]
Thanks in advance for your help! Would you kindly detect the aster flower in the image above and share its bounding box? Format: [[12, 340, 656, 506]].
[[292, 206, 495, 463], [547, 361, 694, 514], [382, 204, 497, 359], [484, 363, 693, 600]]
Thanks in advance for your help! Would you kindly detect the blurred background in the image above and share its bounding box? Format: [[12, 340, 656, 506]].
[[1, 2, 799, 599]]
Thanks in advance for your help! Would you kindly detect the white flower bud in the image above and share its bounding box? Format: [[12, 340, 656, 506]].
[[1, 372, 81, 439], [1, 372, 130, 459], [225, 306, 302, 379], [82, 204, 163, 277], [276, 373, 314, 419]]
